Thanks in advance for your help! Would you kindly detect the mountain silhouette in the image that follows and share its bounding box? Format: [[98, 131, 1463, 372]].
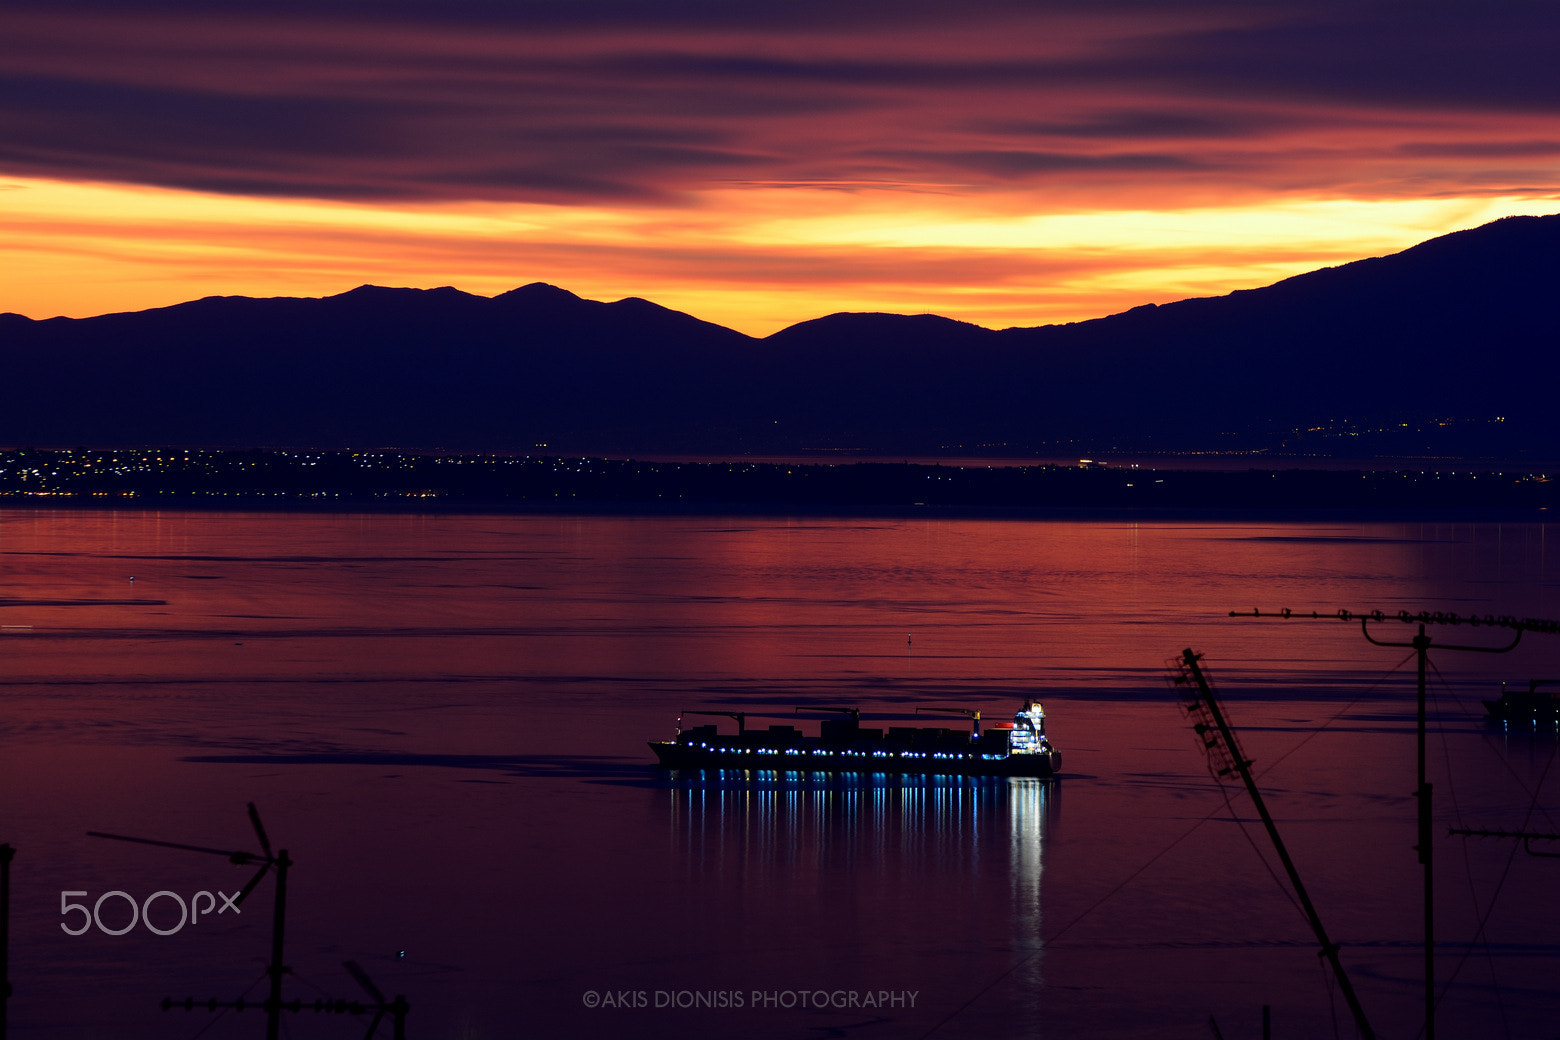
[[3, 214, 1557, 458]]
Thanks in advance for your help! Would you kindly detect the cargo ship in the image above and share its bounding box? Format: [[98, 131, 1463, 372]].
[[649, 699, 1060, 777], [1483, 679, 1560, 728]]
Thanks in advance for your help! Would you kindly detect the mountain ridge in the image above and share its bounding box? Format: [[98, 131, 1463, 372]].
[[6, 212, 1556, 333], [3, 214, 1557, 458]]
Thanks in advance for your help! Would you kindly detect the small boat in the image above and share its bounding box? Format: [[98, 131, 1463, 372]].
[[649, 699, 1060, 777], [1483, 679, 1560, 728]]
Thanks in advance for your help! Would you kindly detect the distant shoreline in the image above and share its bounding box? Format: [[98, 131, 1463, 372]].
[[2, 447, 1555, 519], [1, 500, 1551, 525], [607, 451, 1560, 474]]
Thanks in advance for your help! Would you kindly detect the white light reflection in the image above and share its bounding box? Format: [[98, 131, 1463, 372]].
[[664, 771, 1056, 1008]]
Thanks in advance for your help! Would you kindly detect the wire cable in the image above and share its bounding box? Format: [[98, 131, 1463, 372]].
[[1426, 659, 1512, 1038], [918, 795, 1234, 1040], [1224, 653, 1417, 929], [1213, 771, 1306, 922], [1433, 691, 1558, 1021], [183, 967, 269, 1040], [1318, 946, 1342, 1040], [925, 652, 1418, 1040], [1256, 650, 1418, 780]]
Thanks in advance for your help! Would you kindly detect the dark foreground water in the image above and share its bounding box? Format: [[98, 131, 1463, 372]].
[[2, 510, 1558, 1039]]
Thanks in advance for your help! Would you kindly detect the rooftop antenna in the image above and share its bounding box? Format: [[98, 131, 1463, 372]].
[[342, 960, 410, 1040], [90, 803, 290, 1040], [1446, 827, 1560, 859], [1172, 649, 1375, 1040], [1231, 608, 1549, 1040], [90, 805, 410, 1037], [159, 962, 409, 1038]]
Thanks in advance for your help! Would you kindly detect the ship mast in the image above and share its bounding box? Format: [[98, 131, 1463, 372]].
[[917, 707, 982, 738]]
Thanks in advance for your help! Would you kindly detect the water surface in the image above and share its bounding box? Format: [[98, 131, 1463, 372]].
[[2, 510, 1557, 1038]]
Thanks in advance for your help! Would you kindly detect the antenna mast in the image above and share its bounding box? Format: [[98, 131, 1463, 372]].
[[1172, 650, 1375, 1040], [88, 803, 408, 1038], [1232, 607, 1540, 1040], [91, 802, 291, 1040]]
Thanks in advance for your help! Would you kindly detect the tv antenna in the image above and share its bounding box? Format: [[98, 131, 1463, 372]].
[[90, 804, 409, 1038], [159, 959, 408, 1039], [340, 960, 410, 1040], [90, 803, 292, 1040], [1231, 607, 1557, 1040], [1446, 827, 1560, 859]]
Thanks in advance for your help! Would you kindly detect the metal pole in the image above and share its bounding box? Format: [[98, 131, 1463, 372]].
[[267, 851, 290, 1040], [1229, 608, 1533, 1040], [1412, 625, 1434, 1040], [1351, 616, 1521, 1040], [1181, 650, 1376, 1040], [1, 843, 12, 1040]]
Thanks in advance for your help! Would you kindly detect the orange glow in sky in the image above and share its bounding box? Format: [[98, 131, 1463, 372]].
[[3, 3, 1558, 334], [6, 177, 1555, 335]]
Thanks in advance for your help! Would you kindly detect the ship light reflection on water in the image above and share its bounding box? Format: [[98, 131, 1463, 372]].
[[662, 774, 1055, 1028]]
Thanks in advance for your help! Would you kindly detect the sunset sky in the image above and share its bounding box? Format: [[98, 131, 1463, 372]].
[[3, 0, 1558, 335]]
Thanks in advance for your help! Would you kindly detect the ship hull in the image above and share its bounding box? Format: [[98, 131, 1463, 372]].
[[649, 741, 1060, 778], [1484, 696, 1560, 726]]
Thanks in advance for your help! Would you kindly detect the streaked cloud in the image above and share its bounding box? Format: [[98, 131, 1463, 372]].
[[1, 1, 1557, 329]]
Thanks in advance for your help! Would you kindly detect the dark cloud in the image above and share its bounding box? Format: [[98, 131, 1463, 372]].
[[977, 110, 1293, 141], [2, 2, 1557, 204], [2, 75, 413, 158], [1120, 8, 1560, 112], [871, 149, 1204, 180], [1399, 141, 1560, 158], [0, 73, 467, 199], [583, 52, 1076, 90], [2, 0, 1185, 31]]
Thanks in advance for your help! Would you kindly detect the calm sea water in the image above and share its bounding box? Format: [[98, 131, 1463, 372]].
[[2, 510, 1558, 1039]]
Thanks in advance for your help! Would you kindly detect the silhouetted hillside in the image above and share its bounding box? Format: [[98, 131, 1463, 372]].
[[3, 214, 1557, 458]]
